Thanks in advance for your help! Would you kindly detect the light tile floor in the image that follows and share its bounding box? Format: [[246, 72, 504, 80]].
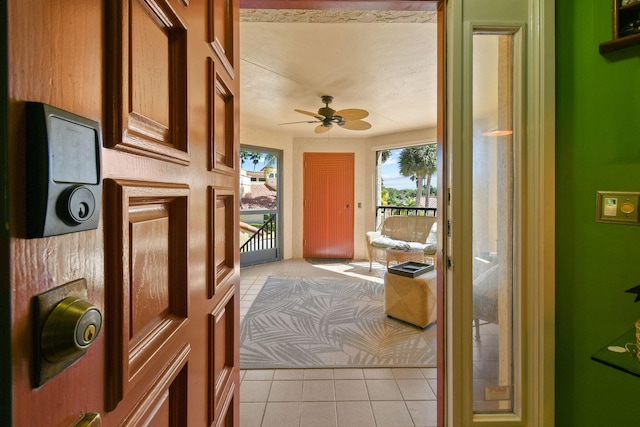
[[239, 258, 500, 426], [240, 367, 438, 427]]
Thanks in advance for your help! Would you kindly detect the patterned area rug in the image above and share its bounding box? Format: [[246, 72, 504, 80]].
[[240, 277, 437, 369]]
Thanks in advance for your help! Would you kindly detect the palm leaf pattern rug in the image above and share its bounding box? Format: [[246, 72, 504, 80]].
[[240, 276, 437, 369]]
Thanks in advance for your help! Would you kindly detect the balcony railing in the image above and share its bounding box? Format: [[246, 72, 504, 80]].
[[376, 205, 437, 226], [240, 213, 277, 253]]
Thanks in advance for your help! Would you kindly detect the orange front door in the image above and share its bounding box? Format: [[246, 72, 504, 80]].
[[303, 152, 354, 259], [7, 0, 240, 425]]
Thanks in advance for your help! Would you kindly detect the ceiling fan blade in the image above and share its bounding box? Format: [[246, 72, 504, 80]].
[[314, 124, 332, 134], [295, 109, 324, 120], [340, 120, 372, 131], [335, 108, 369, 120], [278, 120, 319, 125]]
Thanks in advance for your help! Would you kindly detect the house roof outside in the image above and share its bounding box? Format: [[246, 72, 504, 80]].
[[241, 183, 277, 210]]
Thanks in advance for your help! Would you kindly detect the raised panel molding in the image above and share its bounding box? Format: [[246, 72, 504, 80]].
[[105, 0, 189, 164], [207, 187, 236, 298], [104, 179, 190, 410], [208, 0, 236, 79], [208, 286, 236, 426], [215, 385, 236, 427], [208, 59, 236, 173], [120, 344, 190, 426]]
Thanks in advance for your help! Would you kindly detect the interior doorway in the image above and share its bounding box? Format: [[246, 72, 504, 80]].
[[237, 1, 445, 426], [241, 1, 443, 426]]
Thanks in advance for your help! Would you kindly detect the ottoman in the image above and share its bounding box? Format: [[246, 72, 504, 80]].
[[384, 269, 437, 328]]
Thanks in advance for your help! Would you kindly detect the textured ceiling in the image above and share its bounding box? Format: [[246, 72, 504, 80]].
[[239, 9, 439, 138]]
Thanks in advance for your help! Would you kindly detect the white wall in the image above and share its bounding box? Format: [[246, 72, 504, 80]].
[[240, 125, 437, 261]]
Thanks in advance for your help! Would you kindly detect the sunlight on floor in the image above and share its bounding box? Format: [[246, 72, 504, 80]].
[[239, 258, 500, 426], [308, 260, 386, 284]]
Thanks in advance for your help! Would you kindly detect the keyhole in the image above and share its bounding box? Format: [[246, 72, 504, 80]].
[[83, 324, 96, 343], [77, 202, 89, 219]]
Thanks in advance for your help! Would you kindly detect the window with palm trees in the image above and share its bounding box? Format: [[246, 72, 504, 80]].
[[376, 143, 437, 223]]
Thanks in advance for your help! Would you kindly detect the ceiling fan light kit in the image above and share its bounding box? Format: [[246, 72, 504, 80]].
[[282, 95, 372, 133]]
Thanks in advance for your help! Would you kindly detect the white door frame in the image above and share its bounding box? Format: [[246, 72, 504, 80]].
[[444, 0, 555, 425]]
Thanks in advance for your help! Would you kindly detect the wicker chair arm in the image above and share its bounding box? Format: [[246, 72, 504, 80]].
[[366, 231, 382, 243]]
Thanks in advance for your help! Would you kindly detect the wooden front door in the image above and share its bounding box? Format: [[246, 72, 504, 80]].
[[7, 0, 240, 425], [303, 152, 354, 259]]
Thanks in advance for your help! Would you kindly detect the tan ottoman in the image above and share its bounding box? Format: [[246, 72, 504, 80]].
[[384, 270, 437, 328]]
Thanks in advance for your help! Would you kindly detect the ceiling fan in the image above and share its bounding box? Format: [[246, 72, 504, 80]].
[[280, 95, 372, 134]]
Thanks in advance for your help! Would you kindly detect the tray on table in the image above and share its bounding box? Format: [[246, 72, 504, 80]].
[[388, 261, 434, 277]]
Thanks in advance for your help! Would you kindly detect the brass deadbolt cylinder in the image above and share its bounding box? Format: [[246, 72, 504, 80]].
[[41, 296, 102, 363]]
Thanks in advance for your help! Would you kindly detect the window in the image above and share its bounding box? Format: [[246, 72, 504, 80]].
[[471, 30, 517, 414]]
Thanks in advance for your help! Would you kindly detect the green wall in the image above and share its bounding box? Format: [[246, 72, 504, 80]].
[[556, 1, 640, 424]]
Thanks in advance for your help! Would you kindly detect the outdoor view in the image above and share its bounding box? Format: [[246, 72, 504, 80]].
[[239, 148, 280, 266], [376, 144, 438, 212], [239, 143, 438, 211], [238, 144, 438, 265], [240, 150, 278, 211]]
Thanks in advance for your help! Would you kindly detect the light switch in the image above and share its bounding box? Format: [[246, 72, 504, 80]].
[[596, 191, 640, 224]]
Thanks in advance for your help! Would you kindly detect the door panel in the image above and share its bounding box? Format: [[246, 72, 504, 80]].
[[103, 180, 190, 411], [105, 0, 189, 164], [303, 152, 354, 259], [120, 348, 189, 426], [9, 0, 240, 425]]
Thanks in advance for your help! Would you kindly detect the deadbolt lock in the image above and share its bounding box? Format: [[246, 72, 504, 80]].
[[41, 296, 102, 363]]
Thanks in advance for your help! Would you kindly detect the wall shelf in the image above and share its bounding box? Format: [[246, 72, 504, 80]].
[[591, 328, 640, 378], [600, 1, 640, 54]]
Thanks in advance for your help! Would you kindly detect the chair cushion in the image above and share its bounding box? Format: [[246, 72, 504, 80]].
[[426, 222, 437, 245], [370, 236, 436, 255]]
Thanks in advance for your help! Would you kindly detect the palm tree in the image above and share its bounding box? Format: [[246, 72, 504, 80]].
[[422, 144, 437, 206], [263, 153, 278, 168], [376, 150, 391, 208], [249, 152, 261, 170], [240, 150, 251, 168], [240, 150, 270, 171], [398, 144, 437, 207]]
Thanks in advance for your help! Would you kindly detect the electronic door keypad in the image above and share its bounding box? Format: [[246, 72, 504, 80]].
[[25, 102, 102, 238]]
